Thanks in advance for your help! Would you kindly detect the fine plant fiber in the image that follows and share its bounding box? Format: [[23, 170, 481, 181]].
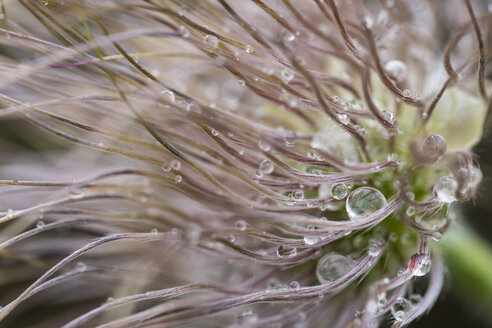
[[0, 0, 490, 327]]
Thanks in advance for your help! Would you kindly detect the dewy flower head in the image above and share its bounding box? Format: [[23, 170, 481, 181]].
[[0, 0, 489, 327]]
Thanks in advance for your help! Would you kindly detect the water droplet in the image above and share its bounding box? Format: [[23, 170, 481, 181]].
[[211, 128, 219, 136], [36, 220, 45, 229], [289, 281, 300, 290], [338, 113, 350, 125], [391, 297, 410, 321], [294, 190, 304, 200], [433, 176, 457, 203], [258, 140, 271, 151], [382, 110, 395, 124], [151, 228, 158, 235], [171, 160, 181, 171], [403, 89, 411, 97], [330, 183, 348, 200], [245, 45, 254, 54], [106, 297, 115, 303], [384, 60, 407, 83], [303, 225, 318, 245], [283, 32, 296, 42], [179, 25, 190, 38], [162, 162, 171, 172], [227, 235, 236, 242], [432, 231, 441, 241], [346, 187, 387, 220], [413, 255, 432, 276], [238, 79, 245, 87], [368, 243, 381, 257], [277, 245, 297, 257], [259, 159, 274, 174], [362, 16, 373, 29], [174, 175, 182, 183], [406, 206, 415, 217], [235, 220, 247, 230], [281, 69, 294, 82], [204, 34, 219, 48], [76, 261, 87, 272], [316, 253, 352, 283], [161, 90, 175, 102]]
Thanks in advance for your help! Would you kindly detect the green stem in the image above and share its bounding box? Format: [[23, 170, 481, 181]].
[[439, 223, 492, 323]]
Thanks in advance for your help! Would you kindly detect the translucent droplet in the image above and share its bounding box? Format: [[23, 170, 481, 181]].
[[238, 79, 245, 87], [235, 220, 247, 230], [227, 235, 236, 242], [245, 45, 254, 54], [403, 89, 411, 97], [171, 160, 181, 170], [293, 190, 304, 200], [151, 228, 158, 235], [211, 128, 219, 136], [384, 60, 407, 83], [106, 297, 115, 303], [391, 297, 410, 321], [174, 175, 182, 183], [36, 220, 45, 229], [281, 69, 294, 82], [330, 183, 348, 200], [382, 110, 395, 124], [162, 162, 171, 172], [432, 231, 441, 241], [338, 113, 350, 125], [346, 187, 387, 220], [362, 16, 373, 29], [406, 206, 415, 217], [433, 176, 457, 203], [161, 90, 175, 102], [289, 281, 300, 291], [204, 34, 219, 48], [277, 245, 297, 257], [283, 32, 296, 42], [303, 225, 318, 245], [368, 244, 381, 257], [179, 25, 190, 38], [259, 159, 274, 174], [76, 261, 87, 272], [316, 253, 352, 283], [413, 255, 432, 276], [258, 140, 271, 151]]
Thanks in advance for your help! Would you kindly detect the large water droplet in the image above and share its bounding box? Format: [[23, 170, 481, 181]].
[[433, 176, 457, 203], [316, 253, 352, 283], [346, 187, 386, 220]]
